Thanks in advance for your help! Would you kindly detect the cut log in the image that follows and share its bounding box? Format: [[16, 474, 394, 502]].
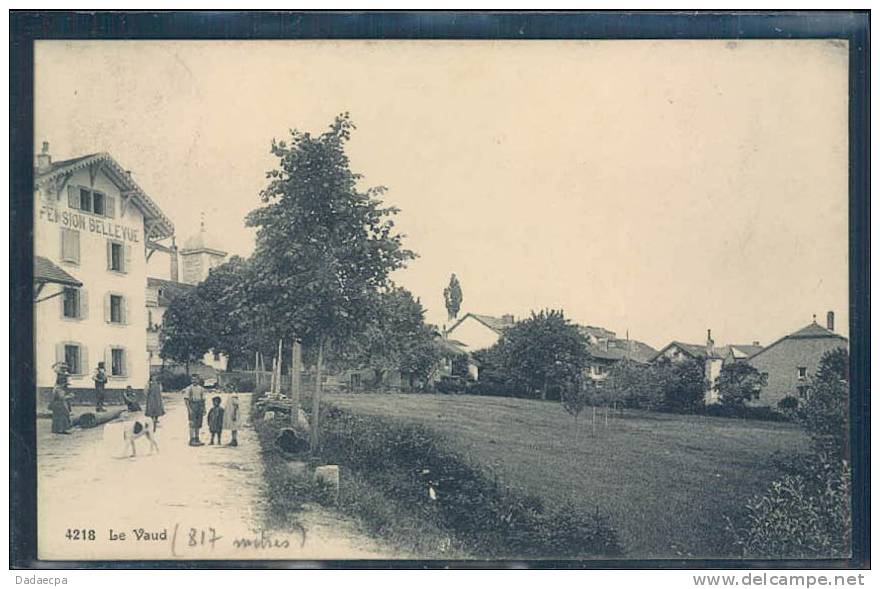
[[75, 409, 125, 429]]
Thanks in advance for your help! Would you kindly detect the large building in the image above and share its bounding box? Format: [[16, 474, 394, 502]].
[[748, 312, 848, 407], [33, 144, 174, 402]]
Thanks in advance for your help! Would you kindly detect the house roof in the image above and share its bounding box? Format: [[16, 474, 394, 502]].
[[147, 277, 195, 306], [726, 344, 764, 359], [35, 256, 82, 287], [447, 312, 514, 335], [34, 152, 174, 239], [579, 325, 617, 340], [649, 341, 711, 363], [749, 320, 848, 361], [586, 337, 657, 364]]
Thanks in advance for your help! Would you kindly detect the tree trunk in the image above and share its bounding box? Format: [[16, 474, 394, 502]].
[[290, 339, 302, 423], [310, 337, 325, 454]]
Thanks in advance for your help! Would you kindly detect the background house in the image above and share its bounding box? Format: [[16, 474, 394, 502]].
[[444, 312, 515, 351], [747, 312, 847, 407], [580, 326, 657, 381]]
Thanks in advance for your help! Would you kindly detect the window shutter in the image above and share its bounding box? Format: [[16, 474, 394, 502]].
[[123, 296, 130, 325], [60, 228, 71, 262], [71, 230, 80, 264], [103, 293, 111, 323], [105, 346, 112, 374], [80, 288, 89, 320], [106, 241, 112, 271], [55, 343, 64, 364], [105, 195, 116, 218], [123, 348, 130, 377], [67, 185, 79, 210], [59, 289, 65, 319], [81, 345, 89, 376], [124, 245, 132, 274]]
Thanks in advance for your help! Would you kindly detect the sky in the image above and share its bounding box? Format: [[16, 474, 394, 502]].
[[34, 40, 850, 349]]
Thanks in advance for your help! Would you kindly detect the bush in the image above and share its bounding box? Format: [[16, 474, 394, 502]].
[[315, 402, 622, 558], [156, 371, 192, 391], [777, 396, 800, 411], [701, 403, 789, 422], [726, 458, 851, 558]]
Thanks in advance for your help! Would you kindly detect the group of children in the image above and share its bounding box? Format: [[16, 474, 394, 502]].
[[182, 374, 241, 447], [207, 394, 241, 446]]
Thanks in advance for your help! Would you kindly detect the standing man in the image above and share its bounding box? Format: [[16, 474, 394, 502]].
[[92, 361, 108, 412], [182, 374, 206, 447]]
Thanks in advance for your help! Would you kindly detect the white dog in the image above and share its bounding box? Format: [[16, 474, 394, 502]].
[[121, 417, 159, 457]]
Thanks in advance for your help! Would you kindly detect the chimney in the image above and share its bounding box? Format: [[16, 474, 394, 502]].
[[706, 329, 715, 355], [170, 237, 179, 283], [35, 141, 52, 171], [753, 341, 760, 347], [502, 314, 514, 324], [827, 310, 835, 332]]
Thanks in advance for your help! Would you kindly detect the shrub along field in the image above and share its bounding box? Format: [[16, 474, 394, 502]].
[[325, 393, 809, 558]]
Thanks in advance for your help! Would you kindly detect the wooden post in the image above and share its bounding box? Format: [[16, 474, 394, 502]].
[[290, 339, 302, 421], [255, 352, 261, 392], [604, 406, 608, 427], [311, 337, 325, 453], [276, 339, 283, 395], [591, 406, 596, 437]]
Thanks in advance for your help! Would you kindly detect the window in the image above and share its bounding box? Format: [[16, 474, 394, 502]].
[[111, 348, 126, 377], [107, 241, 125, 272], [213, 351, 221, 361], [62, 288, 80, 319], [68, 186, 113, 217], [60, 228, 80, 264], [797, 385, 810, 399], [109, 294, 124, 323], [797, 367, 807, 380], [64, 344, 81, 375]]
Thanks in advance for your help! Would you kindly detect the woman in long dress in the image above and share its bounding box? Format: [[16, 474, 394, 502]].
[[49, 386, 72, 434], [144, 375, 165, 429]]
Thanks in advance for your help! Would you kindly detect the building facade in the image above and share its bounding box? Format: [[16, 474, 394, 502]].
[[33, 145, 174, 403], [748, 313, 848, 407]]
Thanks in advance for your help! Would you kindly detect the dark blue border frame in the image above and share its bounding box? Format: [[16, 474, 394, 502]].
[[9, 10, 870, 570]]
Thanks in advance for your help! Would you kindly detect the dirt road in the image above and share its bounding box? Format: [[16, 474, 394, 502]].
[[37, 392, 397, 560]]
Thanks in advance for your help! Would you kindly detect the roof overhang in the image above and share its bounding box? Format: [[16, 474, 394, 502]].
[[34, 152, 175, 240]]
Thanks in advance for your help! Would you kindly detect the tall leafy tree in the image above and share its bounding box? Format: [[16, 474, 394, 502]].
[[336, 286, 440, 389], [490, 309, 588, 400], [160, 289, 213, 374], [244, 113, 415, 448], [716, 362, 768, 408], [443, 273, 463, 321]]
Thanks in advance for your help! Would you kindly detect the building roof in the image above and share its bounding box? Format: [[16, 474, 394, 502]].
[[447, 312, 515, 335], [649, 341, 711, 363], [35, 256, 82, 287], [726, 344, 765, 359], [588, 338, 658, 364], [34, 151, 174, 239], [749, 320, 847, 361], [181, 220, 228, 255], [579, 325, 617, 340], [147, 277, 195, 306]]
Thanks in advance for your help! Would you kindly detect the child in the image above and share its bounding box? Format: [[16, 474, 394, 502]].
[[207, 396, 224, 445], [223, 394, 241, 447], [92, 362, 108, 412], [123, 386, 141, 412], [144, 374, 165, 429]]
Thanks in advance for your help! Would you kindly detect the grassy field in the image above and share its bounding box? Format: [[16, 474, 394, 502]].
[[325, 393, 809, 558]]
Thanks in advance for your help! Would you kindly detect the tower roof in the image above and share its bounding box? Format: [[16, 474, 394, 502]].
[[181, 215, 227, 255]]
